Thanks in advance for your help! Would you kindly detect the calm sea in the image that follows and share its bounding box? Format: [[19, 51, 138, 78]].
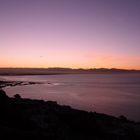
[[1, 73, 140, 121]]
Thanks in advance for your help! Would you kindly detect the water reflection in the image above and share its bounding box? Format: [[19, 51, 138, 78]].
[[2, 73, 140, 121]]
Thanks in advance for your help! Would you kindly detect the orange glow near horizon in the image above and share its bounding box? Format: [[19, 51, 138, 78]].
[[1, 33, 140, 70], [0, 51, 140, 70]]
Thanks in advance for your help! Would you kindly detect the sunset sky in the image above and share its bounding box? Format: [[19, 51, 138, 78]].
[[0, 0, 140, 69]]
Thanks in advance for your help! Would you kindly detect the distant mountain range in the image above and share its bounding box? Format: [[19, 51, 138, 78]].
[[0, 68, 140, 75]]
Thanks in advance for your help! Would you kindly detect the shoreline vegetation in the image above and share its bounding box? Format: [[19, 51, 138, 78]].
[[0, 68, 140, 76], [0, 81, 140, 139]]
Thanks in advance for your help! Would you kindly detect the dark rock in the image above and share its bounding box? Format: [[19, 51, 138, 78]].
[[14, 94, 21, 99], [0, 89, 9, 103], [119, 115, 128, 122]]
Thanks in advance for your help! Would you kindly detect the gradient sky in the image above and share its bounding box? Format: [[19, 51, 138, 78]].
[[0, 0, 140, 69]]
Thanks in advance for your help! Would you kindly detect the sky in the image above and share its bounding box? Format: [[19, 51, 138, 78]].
[[0, 0, 140, 69]]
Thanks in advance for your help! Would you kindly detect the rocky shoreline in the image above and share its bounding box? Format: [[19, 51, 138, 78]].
[[0, 89, 140, 140], [0, 80, 43, 88]]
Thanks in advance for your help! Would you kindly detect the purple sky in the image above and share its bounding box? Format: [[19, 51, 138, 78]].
[[0, 0, 140, 69]]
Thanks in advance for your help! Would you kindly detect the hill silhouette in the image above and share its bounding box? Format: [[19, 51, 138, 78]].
[[0, 68, 139, 75]]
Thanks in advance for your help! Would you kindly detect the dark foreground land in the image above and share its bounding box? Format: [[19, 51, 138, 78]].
[[0, 89, 140, 140]]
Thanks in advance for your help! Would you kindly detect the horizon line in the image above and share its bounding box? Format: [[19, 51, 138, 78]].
[[0, 67, 139, 71]]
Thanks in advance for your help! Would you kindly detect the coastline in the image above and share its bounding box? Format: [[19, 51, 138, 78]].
[[0, 68, 140, 76], [0, 87, 140, 139], [0, 80, 43, 88]]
